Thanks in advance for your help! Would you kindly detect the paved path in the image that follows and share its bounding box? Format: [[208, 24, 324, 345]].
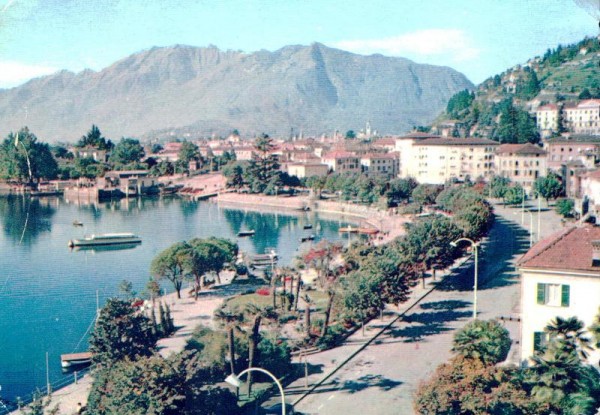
[[290, 203, 556, 415]]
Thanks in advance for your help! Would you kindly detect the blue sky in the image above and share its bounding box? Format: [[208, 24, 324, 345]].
[[0, 0, 598, 88]]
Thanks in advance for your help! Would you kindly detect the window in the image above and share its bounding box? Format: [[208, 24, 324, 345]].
[[533, 332, 548, 352], [537, 283, 569, 307]]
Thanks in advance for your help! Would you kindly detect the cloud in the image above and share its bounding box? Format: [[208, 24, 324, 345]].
[[0, 61, 58, 88], [334, 29, 480, 63]]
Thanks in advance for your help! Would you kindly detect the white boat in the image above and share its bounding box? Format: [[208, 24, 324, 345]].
[[60, 352, 92, 368], [68, 233, 141, 247]]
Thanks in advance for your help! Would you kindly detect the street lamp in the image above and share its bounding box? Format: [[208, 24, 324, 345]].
[[450, 238, 479, 320], [513, 211, 534, 247], [225, 367, 287, 415]]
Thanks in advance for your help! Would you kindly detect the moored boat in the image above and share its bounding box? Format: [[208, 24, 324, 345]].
[[60, 352, 92, 368], [237, 230, 256, 237], [73, 220, 84, 226], [303, 224, 313, 229], [300, 234, 316, 242], [68, 233, 141, 247]]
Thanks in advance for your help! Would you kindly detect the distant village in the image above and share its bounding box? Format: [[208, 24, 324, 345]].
[[59, 97, 600, 217]]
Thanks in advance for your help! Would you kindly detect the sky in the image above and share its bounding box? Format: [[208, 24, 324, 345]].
[[0, 0, 598, 89]]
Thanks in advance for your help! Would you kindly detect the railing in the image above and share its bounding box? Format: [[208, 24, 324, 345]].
[[0, 365, 94, 414]]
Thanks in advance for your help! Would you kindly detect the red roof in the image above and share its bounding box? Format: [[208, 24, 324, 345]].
[[537, 104, 558, 111], [322, 151, 358, 159], [517, 226, 600, 273]]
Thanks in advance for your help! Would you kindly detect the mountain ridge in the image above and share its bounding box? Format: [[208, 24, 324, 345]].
[[0, 43, 473, 141]]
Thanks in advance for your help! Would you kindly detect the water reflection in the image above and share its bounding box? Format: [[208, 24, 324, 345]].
[[0, 195, 55, 245]]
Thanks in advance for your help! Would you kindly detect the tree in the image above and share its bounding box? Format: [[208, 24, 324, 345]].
[[345, 130, 356, 139], [340, 270, 383, 330], [493, 101, 540, 144], [0, 128, 58, 183], [89, 298, 156, 367], [579, 88, 592, 100], [534, 172, 563, 203], [412, 184, 442, 207], [544, 316, 593, 360], [504, 184, 525, 205], [485, 175, 511, 199], [178, 141, 200, 165], [452, 319, 512, 365], [150, 242, 194, 299], [244, 134, 281, 194], [555, 198, 574, 218], [385, 177, 418, 205], [222, 162, 245, 189], [118, 279, 135, 298], [446, 89, 475, 118], [243, 304, 277, 395], [110, 138, 145, 166], [213, 306, 244, 375], [77, 125, 113, 150], [589, 307, 600, 349], [414, 356, 534, 415], [87, 354, 186, 415]]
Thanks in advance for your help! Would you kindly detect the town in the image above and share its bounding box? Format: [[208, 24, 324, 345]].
[[1, 3, 600, 415]]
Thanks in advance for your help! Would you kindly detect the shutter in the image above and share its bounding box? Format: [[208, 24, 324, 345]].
[[537, 283, 546, 304], [533, 332, 543, 352], [561, 284, 570, 307]]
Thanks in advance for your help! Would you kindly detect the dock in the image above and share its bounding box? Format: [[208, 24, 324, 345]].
[[60, 352, 92, 368]]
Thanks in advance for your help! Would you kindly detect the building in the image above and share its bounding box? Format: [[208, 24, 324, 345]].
[[535, 103, 560, 138], [396, 134, 498, 184], [320, 151, 361, 174], [286, 162, 329, 179], [565, 99, 600, 135], [495, 143, 547, 192], [544, 135, 600, 172], [70, 146, 108, 162], [360, 153, 398, 177], [517, 226, 600, 365]]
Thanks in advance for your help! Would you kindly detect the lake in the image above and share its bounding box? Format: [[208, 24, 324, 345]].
[[0, 195, 351, 407]]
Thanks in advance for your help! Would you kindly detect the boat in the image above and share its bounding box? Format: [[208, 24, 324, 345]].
[[73, 220, 84, 226], [338, 226, 358, 233], [68, 233, 142, 247], [71, 242, 141, 253], [60, 352, 92, 368], [237, 230, 256, 237], [303, 224, 313, 229], [300, 234, 316, 242]]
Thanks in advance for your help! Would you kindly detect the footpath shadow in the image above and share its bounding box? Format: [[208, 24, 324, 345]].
[[385, 300, 471, 343], [436, 217, 529, 293]]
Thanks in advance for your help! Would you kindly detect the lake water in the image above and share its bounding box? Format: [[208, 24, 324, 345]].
[[0, 195, 350, 406]]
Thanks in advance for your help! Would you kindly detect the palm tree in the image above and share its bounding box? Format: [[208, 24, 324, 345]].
[[452, 319, 511, 365], [544, 316, 592, 360], [588, 307, 600, 349], [243, 304, 277, 395], [214, 306, 244, 375]]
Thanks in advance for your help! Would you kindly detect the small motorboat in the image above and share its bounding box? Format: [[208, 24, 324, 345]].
[[73, 220, 84, 226], [237, 230, 256, 237], [303, 224, 313, 229], [61, 352, 92, 368], [300, 234, 316, 242]]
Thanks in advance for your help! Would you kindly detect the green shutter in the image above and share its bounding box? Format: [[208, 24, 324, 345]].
[[561, 285, 570, 307], [533, 332, 543, 352], [537, 283, 546, 304]]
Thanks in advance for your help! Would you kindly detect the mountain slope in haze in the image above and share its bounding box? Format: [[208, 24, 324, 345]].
[[0, 43, 473, 141]]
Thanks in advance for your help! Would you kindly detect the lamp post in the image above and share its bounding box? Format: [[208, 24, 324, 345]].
[[225, 367, 287, 415], [450, 238, 479, 320]]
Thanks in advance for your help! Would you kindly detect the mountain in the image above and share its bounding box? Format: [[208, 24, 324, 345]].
[[0, 43, 473, 141]]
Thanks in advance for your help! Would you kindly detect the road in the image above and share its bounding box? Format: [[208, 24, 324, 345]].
[[289, 203, 551, 415]]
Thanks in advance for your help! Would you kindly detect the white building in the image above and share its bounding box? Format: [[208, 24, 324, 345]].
[[565, 99, 600, 136], [517, 226, 600, 365]]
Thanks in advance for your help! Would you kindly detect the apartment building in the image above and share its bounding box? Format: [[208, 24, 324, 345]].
[[396, 134, 498, 184], [565, 99, 600, 135], [360, 153, 399, 177], [320, 151, 361, 174], [495, 143, 547, 192], [286, 162, 329, 178], [536, 103, 560, 138], [517, 226, 600, 365], [544, 135, 600, 171]]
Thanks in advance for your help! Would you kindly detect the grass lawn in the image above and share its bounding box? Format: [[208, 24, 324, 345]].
[[224, 292, 273, 309]]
